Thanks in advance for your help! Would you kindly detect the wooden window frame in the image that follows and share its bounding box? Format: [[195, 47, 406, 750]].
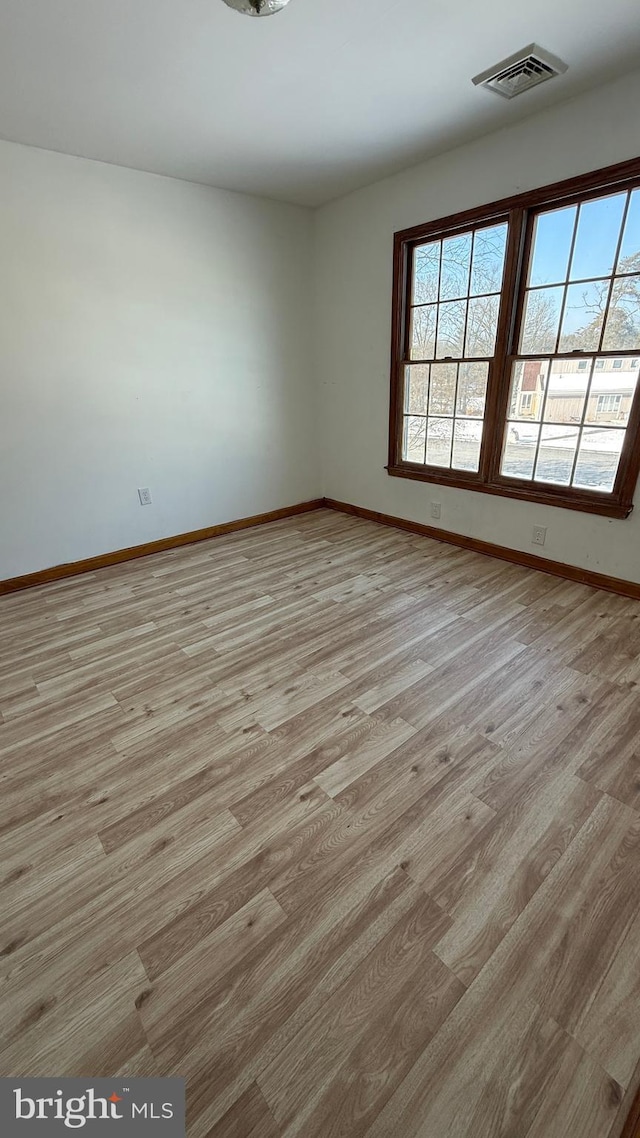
[[388, 157, 640, 519]]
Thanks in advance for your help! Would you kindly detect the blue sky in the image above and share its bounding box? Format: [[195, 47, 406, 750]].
[[529, 189, 639, 336]]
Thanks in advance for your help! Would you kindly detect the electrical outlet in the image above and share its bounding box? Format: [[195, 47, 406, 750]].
[[430, 502, 441, 520], [532, 525, 546, 547], [138, 487, 153, 506]]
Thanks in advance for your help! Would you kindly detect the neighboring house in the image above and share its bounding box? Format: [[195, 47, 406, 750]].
[[515, 357, 638, 423], [518, 359, 546, 418]]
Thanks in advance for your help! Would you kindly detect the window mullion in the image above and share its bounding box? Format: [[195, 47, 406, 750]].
[[552, 205, 580, 353], [567, 357, 597, 486], [596, 191, 631, 354], [481, 207, 527, 484]]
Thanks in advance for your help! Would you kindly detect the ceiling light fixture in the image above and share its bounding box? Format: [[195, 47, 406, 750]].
[[221, 0, 291, 15]]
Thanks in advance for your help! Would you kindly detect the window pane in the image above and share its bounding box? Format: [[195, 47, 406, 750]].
[[520, 286, 563, 353], [544, 359, 591, 424], [410, 221, 508, 368], [501, 422, 540, 479], [456, 361, 489, 418], [534, 426, 580, 485], [410, 304, 436, 359], [572, 428, 626, 492], [402, 416, 426, 463], [618, 189, 640, 273], [586, 358, 639, 426], [413, 242, 440, 304], [508, 359, 547, 421], [404, 364, 430, 414], [529, 205, 576, 286], [470, 223, 508, 295], [558, 280, 607, 352], [440, 233, 472, 300], [429, 363, 457, 415], [569, 193, 627, 281], [504, 355, 637, 491], [426, 417, 453, 467], [436, 300, 466, 359], [465, 294, 500, 357], [602, 275, 640, 350], [452, 420, 483, 472]]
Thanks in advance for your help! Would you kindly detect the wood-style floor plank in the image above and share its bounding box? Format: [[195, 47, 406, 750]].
[[1, 509, 640, 1136]]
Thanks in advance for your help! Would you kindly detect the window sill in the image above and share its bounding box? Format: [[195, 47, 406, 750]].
[[386, 464, 632, 519]]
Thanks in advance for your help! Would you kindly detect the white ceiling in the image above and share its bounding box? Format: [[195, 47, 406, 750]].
[[0, 0, 638, 206]]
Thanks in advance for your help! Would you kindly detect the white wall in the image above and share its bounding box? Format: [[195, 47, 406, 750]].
[[315, 69, 640, 583], [0, 140, 318, 578]]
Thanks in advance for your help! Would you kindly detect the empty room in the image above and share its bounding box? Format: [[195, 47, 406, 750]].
[[1, 1, 640, 1135]]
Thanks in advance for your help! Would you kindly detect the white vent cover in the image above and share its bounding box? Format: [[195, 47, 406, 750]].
[[472, 44, 568, 99]]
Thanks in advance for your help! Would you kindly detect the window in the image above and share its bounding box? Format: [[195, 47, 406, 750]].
[[403, 220, 507, 472], [389, 158, 640, 517], [596, 394, 623, 414]]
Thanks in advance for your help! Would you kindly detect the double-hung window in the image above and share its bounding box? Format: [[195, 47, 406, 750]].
[[388, 159, 640, 517]]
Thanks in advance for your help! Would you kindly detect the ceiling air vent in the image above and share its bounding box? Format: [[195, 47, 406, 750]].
[[472, 44, 568, 100]]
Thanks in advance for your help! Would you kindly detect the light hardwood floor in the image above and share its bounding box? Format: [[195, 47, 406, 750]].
[[1, 509, 640, 1137]]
